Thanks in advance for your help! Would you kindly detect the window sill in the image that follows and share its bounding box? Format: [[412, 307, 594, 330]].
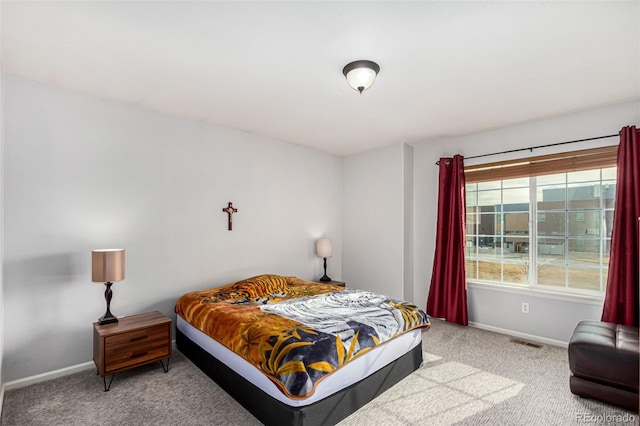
[[467, 280, 604, 305]]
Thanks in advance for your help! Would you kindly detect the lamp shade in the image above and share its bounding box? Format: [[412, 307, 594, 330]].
[[92, 249, 125, 283], [316, 239, 333, 258], [342, 60, 380, 93]]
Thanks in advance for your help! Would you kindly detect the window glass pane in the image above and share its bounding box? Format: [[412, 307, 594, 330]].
[[465, 235, 477, 249], [504, 213, 529, 238], [477, 234, 499, 247], [603, 181, 616, 208], [537, 173, 565, 186], [478, 261, 502, 282], [466, 214, 478, 235], [568, 169, 600, 183], [477, 238, 502, 282], [568, 212, 600, 237], [567, 182, 601, 210], [537, 212, 565, 236], [465, 182, 478, 192], [503, 188, 529, 206], [466, 191, 477, 207], [568, 240, 600, 265], [537, 237, 566, 288], [602, 167, 616, 180], [537, 265, 566, 287], [568, 267, 602, 292], [502, 177, 529, 189], [502, 256, 529, 284], [478, 190, 501, 207], [537, 237, 565, 257], [537, 185, 565, 211], [478, 181, 501, 190], [604, 211, 614, 237], [495, 214, 504, 235], [465, 237, 477, 280], [477, 214, 500, 237], [504, 203, 529, 214], [466, 260, 477, 280]]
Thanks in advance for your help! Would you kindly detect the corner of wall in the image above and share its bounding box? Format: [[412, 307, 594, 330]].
[[0, 0, 5, 413], [402, 144, 415, 303]]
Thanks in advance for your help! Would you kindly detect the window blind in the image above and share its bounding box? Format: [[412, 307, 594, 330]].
[[464, 145, 618, 183]]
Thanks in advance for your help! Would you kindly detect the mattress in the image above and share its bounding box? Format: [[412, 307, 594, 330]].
[[177, 315, 423, 407], [175, 275, 430, 399]]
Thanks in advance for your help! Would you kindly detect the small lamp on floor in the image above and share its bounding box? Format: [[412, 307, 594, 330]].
[[316, 239, 332, 282], [92, 249, 125, 325]]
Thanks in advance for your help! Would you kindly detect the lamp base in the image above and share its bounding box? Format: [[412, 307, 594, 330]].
[[98, 282, 118, 325], [319, 257, 331, 282], [98, 314, 118, 325]]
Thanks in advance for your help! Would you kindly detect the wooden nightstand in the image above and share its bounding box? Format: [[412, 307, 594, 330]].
[[93, 311, 172, 391], [316, 280, 346, 287]]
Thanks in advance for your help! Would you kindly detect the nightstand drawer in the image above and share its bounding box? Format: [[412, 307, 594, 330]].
[[106, 325, 169, 349], [105, 341, 170, 373], [104, 324, 170, 373]]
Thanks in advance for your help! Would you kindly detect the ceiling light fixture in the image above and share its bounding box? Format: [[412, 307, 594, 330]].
[[342, 60, 380, 94]]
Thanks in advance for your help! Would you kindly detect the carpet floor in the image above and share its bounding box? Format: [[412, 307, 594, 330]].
[[2, 319, 637, 425]]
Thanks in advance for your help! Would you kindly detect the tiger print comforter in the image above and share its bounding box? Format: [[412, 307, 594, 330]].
[[175, 274, 430, 399]]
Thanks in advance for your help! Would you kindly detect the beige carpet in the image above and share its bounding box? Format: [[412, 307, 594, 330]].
[[2, 319, 637, 426]]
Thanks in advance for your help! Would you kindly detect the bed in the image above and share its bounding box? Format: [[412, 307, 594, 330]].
[[175, 274, 430, 425]]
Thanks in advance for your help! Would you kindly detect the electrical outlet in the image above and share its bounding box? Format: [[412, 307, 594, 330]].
[[522, 302, 530, 314]]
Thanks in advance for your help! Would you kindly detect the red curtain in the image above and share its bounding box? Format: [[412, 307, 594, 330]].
[[602, 126, 640, 327], [427, 155, 468, 326]]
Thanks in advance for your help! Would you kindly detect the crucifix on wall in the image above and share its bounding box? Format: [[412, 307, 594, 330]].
[[222, 202, 238, 231]]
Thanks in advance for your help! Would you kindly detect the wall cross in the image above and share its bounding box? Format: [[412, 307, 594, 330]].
[[222, 202, 238, 231]]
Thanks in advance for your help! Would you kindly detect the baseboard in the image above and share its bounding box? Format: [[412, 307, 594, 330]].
[[4, 339, 178, 392], [468, 321, 569, 348], [0, 382, 5, 418], [4, 361, 94, 391]]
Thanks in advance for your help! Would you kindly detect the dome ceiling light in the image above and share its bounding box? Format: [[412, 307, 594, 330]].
[[342, 60, 380, 94]]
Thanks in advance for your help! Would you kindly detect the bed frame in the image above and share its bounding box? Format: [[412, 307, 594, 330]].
[[176, 328, 423, 426]]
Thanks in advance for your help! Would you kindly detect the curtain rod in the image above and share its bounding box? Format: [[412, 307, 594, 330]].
[[434, 133, 619, 166]]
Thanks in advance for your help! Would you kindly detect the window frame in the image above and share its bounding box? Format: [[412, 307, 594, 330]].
[[464, 146, 617, 297]]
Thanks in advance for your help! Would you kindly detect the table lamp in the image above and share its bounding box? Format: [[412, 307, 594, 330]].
[[92, 249, 125, 325], [316, 239, 332, 282]]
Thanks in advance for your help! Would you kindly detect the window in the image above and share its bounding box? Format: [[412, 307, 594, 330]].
[[464, 146, 617, 295]]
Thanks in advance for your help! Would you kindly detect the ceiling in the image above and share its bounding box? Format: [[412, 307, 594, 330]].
[[2, 1, 639, 156]]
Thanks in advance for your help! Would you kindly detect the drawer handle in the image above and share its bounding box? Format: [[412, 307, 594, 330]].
[[131, 351, 148, 359], [129, 335, 148, 343]]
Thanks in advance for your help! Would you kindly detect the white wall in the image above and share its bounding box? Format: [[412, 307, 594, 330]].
[[414, 100, 640, 343], [2, 73, 637, 385], [343, 143, 411, 301], [2, 75, 343, 382], [0, 0, 5, 406]]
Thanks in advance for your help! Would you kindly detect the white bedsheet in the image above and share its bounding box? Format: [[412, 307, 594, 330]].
[[176, 316, 422, 407]]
